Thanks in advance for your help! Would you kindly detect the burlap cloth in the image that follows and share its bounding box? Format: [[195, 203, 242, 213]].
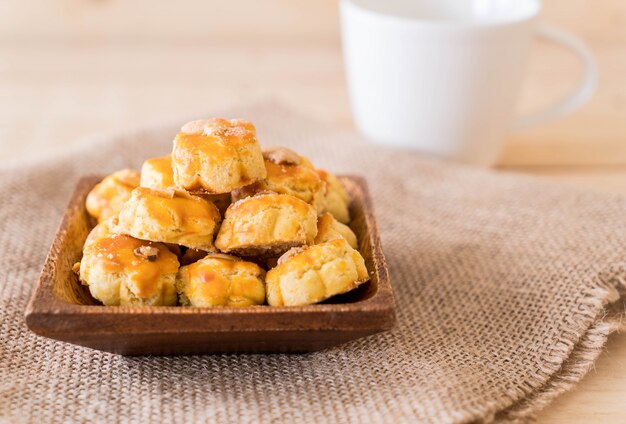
[[1, 103, 625, 424]]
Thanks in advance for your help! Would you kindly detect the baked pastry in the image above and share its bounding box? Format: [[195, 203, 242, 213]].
[[171, 118, 266, 194], [79, 234, 179, 306], [314, 212, 358, 249], [266, 238, 369, 306], [77, 115, 368, 310], [215, 192, 317, 257], [140, 155, 176, 189], [85, 169, 140, 223], [176, 254, 265, 307], [117, 187, 221, 251], [231, 147, 324, 208], [83, 216, 118, 249], [317, 169, 350, 224], [141, 154, 232, 214]]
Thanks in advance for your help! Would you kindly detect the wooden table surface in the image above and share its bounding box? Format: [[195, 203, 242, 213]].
[[2, 0, 624, 421]]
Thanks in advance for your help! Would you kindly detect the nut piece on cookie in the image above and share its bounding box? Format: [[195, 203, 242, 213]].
[[176, 254, 266, 307], [316, 169, 350, 224], [262, 146, 304, 166], [266, 238, 369, 306], [231, 147, 324, 208], [79, 234, 179, 306], [140, 155, 176, 189], [314, 213, 358, 249], [86, 169, 140, 223], [171, 118, 266, 194], [215, 192, 318, 257], [117, 187, 221, 251]]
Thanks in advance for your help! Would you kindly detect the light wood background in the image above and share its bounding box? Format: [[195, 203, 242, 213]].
[[1, 0, 625, 422]]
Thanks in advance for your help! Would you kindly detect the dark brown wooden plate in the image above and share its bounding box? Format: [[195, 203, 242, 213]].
[[25, 175, 395, 355]]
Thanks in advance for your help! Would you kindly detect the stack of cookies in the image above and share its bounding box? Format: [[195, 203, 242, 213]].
[[78, 118, 369, 307]]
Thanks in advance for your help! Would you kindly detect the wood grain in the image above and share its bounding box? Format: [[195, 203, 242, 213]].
[[24, 175, 395, 355]]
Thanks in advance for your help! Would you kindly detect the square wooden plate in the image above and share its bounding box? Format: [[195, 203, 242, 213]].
[[25, 175, 395, 355]]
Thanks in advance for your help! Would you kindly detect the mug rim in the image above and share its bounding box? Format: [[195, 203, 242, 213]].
[[340, 0, 542, 28]]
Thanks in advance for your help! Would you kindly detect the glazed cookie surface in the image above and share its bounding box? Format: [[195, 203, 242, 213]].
[[314, 212, 358, 249], [316, 169, 350, 224], [83, 216, 119, 249], [140, 155, 175, 189], [85, 169, 140, 223], [172, 118, 266, 194], [177, 254, 266, 307], [117, 187, 221, 251], [231, 147, 324, 208], [266, 238, 368, 306], [215, 192, 318, 257], [79, 234, 179, 306]]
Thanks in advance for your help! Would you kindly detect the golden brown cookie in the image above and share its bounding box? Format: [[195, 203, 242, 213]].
[[215, 192, 317, 257], [140, 155, 175, 189], [117, 187, 221, 251], [231, 147, 324, 208], [79, 234, 179, 306], [85, 169, 140, 223], [83, 216, 118, 249], [141, 154, 231, 214], [314, 212, 358, 249], [176, 254, 266, 307], [266, 238, 368, 306], [171, 118, 266, 194], [316, 169, 350, 224]]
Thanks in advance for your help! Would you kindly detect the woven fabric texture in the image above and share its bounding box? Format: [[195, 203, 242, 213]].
[[1, 103, 625, 424]]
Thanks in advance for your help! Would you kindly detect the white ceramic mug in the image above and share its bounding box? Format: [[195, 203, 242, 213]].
[[340, 0, 597, 165]]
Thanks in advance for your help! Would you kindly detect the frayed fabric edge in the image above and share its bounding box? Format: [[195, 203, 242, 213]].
[[492, 266, 626, 423]]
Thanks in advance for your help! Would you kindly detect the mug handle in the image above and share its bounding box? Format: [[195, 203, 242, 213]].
[[513, 24, 598, 132]]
